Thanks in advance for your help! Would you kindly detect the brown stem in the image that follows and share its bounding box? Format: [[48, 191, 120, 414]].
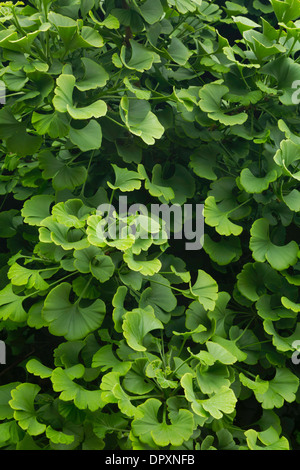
[[122, 0, 132, 46]]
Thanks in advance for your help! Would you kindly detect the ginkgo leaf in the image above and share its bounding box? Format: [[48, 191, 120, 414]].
[[203, 234, 242, 265], [131, 398, 194, 447], [21, 194, 54, 226], [239, 168, 278, 193], [166, 37, 193, 65], [52, 199, 91, 229], [120, 39, 160, 72], [32, 111, 70, 138], [138, 0, 164, 23], [204, 196, 243, 237], [281, 296, 300, 313], [42, 282, 106, 340], [139, 274, 177, 323], [245, 427, 289, 450], [122, 306, 164, 351], [273, 139, 300, 181], [9, 384, 46, 436], [53, 74, 107, 120], [39, 150, 87, 191], [107, 164, 144, 192], [46, 426, 75, 445], [8, 263, 50, 291], [206, 335, 247, 364], [196, 363, 231, 394], [76, 57, 109, 91], [263, 320, 300, 352], [239, 373, 269, 395], [51, 366, 105, 411], [26, 358, 53, 379], [120, 97, 164, 145], [123, 249, 162, 276], [0, 284, 27, 322], [69, 120, 102, 152], [190, 269, 219, 311], [40, 217, 89, 251], [199, 386, 237, 419], [250, 218, 299, 270], [254, 368, 299, 409], [74, 245, 115, 283], [236, 262, 281, 302], [199, 83, 248, 126]]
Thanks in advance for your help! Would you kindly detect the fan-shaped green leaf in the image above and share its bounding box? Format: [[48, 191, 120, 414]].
[[9, 384, 46, 436], [199, 83, 248, 126], [42, 282, 106, 340], [122, 306, 164, 351], [250, 218, 299, 270], [190, 269, 219, 311], [131, 398, 194, 447]]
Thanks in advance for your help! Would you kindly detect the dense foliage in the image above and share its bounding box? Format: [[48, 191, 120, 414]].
[[0, 0, 300, 451]]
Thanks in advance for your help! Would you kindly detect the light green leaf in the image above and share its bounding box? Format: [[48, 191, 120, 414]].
[[46, 426, 75, 445], [0, 284, 27, 322], [51, 366, 105, 411], [199, 83, 248, 126], [281, 296, 300, 313], [76, 57, 109, 91], [204, 196, 243, 237], [74, 246, 115, 283], [120, 39, 160, 72], [199, 386, 237, 419], [274, 139, 300, 181], [131, 398, 194, 447], [0, 383, 20, 420], [122, 306, 164, 351], [52, 199, 91, 228], [40, 217, 89, 251], [138, 0, 164, 23], [107, 164, 144, 192], [206, 334, 247, 364], [69, 120, 102, 152], [32, 111, 70, 138], [203, 234, 242, 265], [42, 282, 106, 340], [9, 384, 46, 436], [120, 97, 164, 145], [8, 263, 49, 291], [26, 358, 53, 379], [239, 373, 269, 395], [139, 274, 177, 323], [196, 363, 231, 394], [250, 218, 299, 270], [48, 12, 77, 47], [167, 37, 193, 65], [245, 427, 289, 450], [53, 74, 107, 119], [239, 169, 278, 194], [190, 269, 218, 311], [68, 100, 107, 120], [254, 368, 299, 409], [21, 194, 54, 226], [112, 286, 128, 333], [123, 249, 162, 276], [263, 320, 300, 352]]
